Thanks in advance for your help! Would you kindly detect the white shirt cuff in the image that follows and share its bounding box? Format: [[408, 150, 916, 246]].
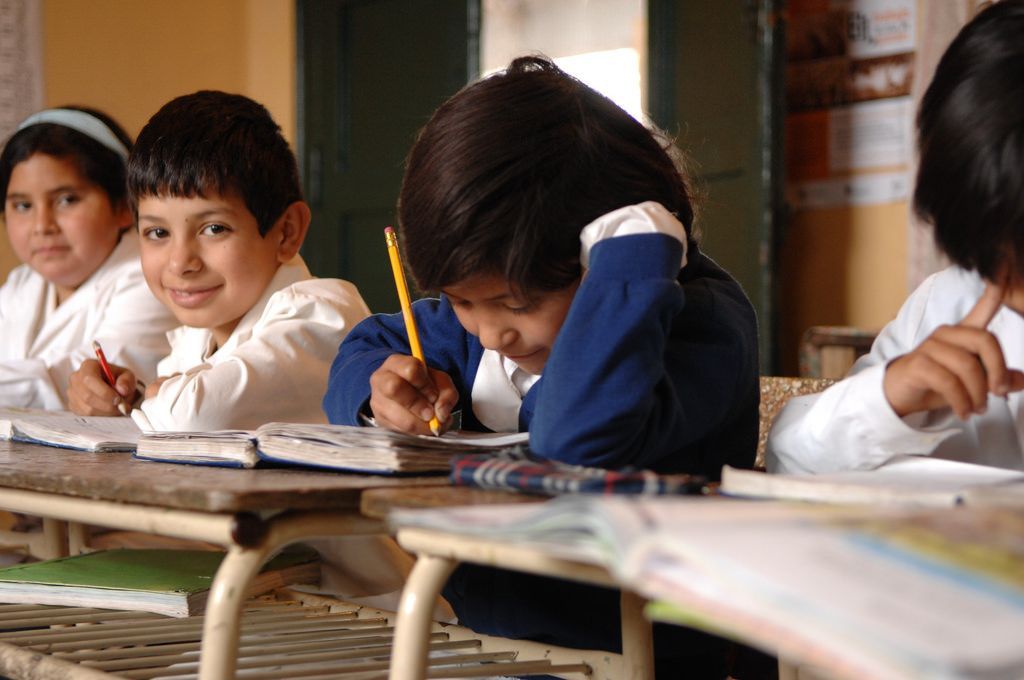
[[579, 201, 687, 270], [850, 364, 961, 457]]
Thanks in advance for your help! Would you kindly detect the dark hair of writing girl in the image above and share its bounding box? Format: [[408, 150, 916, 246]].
[[398, 55, 696, 300]]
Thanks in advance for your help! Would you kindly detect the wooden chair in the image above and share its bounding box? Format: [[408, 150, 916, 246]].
[[757, 376, 834, 469], [799, 326, 877, 379]]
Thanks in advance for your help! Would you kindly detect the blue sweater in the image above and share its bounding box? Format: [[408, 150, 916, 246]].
[[324, 234, 759, 673], [325, 233, 759, 478]]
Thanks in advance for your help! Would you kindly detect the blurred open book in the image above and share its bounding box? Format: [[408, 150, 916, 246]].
[[391, 496, 1024, 679]]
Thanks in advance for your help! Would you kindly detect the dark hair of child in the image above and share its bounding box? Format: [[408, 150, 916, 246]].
[[0, 106, 133, 213], [398, 55, 695, 299], [914, 0, 1024, 281], [128, 90, 302, 236]]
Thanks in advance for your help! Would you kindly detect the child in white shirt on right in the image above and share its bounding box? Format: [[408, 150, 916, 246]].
[[768, 0, 1024, 475]]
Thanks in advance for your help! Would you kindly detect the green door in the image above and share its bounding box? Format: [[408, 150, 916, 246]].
[[650, 0, 783, 370], [297, 0, 479, 314]]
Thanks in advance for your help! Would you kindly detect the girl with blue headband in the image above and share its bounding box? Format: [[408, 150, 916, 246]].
[[0, 107, 177, 409]]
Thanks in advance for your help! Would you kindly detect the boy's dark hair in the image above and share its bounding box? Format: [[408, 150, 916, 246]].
[[914, 0, 1024, 280], [0, 106, 132, 212], [398, 55, 695, 297], [128, 90, 302, 236]]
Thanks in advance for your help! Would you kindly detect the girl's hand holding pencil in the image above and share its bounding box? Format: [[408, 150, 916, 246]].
[[377, 226, 457, 435], [368, 354, 458, 436]]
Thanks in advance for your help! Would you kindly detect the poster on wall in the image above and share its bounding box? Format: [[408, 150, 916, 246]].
[[786, 0, 916, 210]]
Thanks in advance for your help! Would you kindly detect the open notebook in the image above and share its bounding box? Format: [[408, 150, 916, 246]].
[[0, 407, 141, 452], [135, 422, 530, 474]]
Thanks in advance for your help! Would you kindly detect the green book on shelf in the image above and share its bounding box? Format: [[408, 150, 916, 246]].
[[0, 547, 320, 617]]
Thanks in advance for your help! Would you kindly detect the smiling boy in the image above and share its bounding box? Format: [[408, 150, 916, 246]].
[[67, 91, 370, 430]]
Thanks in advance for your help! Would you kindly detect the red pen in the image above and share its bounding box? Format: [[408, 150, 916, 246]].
[[92, 340, 129, 417]]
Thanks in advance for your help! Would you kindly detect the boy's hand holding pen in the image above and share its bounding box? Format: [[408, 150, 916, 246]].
[[67, 342, 145, 422], [91, 341, 131, 416]]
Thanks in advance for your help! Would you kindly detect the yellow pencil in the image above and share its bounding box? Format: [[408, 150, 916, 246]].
[[384, 226, 441, 435]]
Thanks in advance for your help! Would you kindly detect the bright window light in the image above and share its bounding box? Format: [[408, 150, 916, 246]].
[[555, 48, 644, 122]]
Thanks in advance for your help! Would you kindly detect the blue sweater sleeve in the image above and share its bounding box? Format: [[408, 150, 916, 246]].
[[322, 299, 478, 426], [526, 233, 759, 474]]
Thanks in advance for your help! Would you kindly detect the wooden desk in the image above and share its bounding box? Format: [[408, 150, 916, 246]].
[[0, 441, 447, 680], [361, 485, 538, 518]]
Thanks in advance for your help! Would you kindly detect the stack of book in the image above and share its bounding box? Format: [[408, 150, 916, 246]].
[[0, 547, 320, 617]]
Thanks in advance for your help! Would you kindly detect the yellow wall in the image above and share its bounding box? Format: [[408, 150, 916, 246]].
[[42, 0, 295, 140], [0, 0, 295, 280], [778, 202, 908, 373]]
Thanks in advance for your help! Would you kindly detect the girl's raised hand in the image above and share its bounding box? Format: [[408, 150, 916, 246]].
[[368, 354, 458, 435], [67, 359, 138, 417], [883, 283, 1024, 419]]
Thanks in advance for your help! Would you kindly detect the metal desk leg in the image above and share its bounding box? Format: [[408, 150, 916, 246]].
[[779, 658, 800, 680], [620, 590, 655, 680], [39, 519, 67, 559], [198, 511, 384, 680], [199, 543, 267, 679], [389, 554, 457, 680], [67, 522, 89, 555]]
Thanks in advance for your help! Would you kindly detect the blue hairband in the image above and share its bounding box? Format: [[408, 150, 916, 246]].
[[17, 109, 129, 161]]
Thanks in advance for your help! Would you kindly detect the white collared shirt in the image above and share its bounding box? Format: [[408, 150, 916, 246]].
[[471, 351, 540, 432], [768, 266, 1024, 473]]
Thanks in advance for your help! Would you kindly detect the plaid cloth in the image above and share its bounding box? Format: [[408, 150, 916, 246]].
[[450, 451, 709, 496]]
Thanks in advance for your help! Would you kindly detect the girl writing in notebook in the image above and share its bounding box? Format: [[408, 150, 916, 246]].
[[0, 107, 177, 409], [325, 56, 760, 677], [768, 0, 1024, 474]]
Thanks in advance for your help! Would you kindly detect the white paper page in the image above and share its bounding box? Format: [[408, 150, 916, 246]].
[[437, 430, 531, 447], [721, 456, 1024, 506]]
